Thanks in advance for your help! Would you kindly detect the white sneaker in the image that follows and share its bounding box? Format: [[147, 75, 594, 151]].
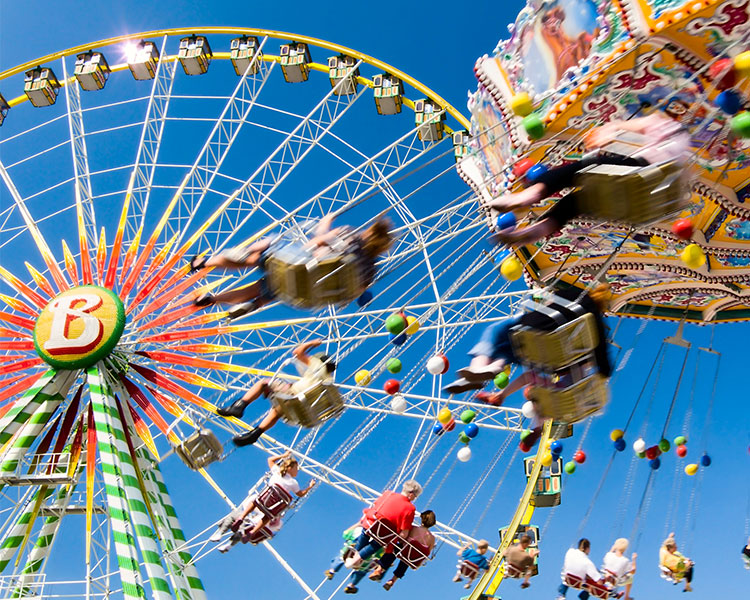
[[344, 552, 362, 569], [209, 530, 223, 543]]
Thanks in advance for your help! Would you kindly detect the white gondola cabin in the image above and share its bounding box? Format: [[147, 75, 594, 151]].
[[328, 55, 359, 95], [414, 99, 445, 141], [0, 93, 9, 126], [524, 456, 562, 507], [230, 36, 262, 76], [452, 130, 470, 162], [74, 52, 111, 91], [126, 40, 160, 81], [499, 524, 540, 578], [174, 429, 224, 470], [178, 35, 212, 76], [280, 42, 312, 83], [373, 73, 404, 115], [24, 67, 61, 108]]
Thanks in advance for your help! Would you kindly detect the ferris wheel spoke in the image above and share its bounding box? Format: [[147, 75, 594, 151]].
[[108, 36, 178, 289], [61, 58, 98, 254], [163, 36, 276, 250], [203, 62, 368, 254], [251, 433, 495, 552]]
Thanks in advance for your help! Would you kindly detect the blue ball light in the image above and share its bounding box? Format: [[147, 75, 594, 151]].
[[356, 290, 373, 307], [700, 453, 712, 467], [526, 164, 549, 183], [613, 438, 627, 452], [716, 89, 742, 115], [550, 440, 563, 454], [465, 423, 479, 438], [432, 422, 444, 435], [649, 457, 661, 470], [495, 212, 516, 231], [390, 333, 407, 347]]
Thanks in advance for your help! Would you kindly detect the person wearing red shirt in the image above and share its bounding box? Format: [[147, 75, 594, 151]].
[[344, 480, 422, 570]]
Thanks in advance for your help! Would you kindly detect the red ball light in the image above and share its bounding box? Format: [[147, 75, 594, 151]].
[[671, 218, 693, 240], [442, 418, 456, 432], [676, 444, 688, 458], [384, 379, 400, 395], [645, 446, 660, 460], [573, 450, 586, 464], [709, 58, 737, 90], [519, 441, 532, 453], [523, 386, 533, 401], [512, 158, 535, 178]]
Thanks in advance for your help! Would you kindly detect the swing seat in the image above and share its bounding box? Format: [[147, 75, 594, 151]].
[[265, 242, 363, 309], [174, 429, 224, 470], [364, 518, 400, 548], [585, 577, 616, 599], [269, 382, 345, 429], [504, 563, 525, 578], [255, 484, 294, 520], [575, 159, 687, 226], [395, 540, 430, 569], [659, 564, 681, 583], [242, 525, 274, 545], [510, 313, 599, 371], [562, 573, 584, 589], [530, 373, 609, 424], [458, 560, 480, 578]]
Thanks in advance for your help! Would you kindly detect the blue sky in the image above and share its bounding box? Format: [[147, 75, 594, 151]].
[[1, 1, 749, 599]]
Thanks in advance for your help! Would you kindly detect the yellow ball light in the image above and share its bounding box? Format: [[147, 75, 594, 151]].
[[610, 429, 624, 441], [684, 463, 699, 476], [354, 369, 371, 386], [681, 244, 705, 269], [501, 257, 523, 281], [541, 452, 553, 467], [405, 315, 420, 335], [735, 51, 750, 78], [503, 365, 511, 376], [437, 407, 452, 424], [510, 92, 534, 117]]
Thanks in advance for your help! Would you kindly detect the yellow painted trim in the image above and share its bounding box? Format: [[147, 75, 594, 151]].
[[0, 27, 469, 130], [467, 418, 552, 599]]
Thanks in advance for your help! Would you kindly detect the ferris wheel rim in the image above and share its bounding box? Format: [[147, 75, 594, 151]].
[[0, 26, 470, 130]]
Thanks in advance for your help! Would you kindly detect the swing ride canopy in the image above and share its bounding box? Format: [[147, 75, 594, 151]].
[[460, 0, 750, 323]]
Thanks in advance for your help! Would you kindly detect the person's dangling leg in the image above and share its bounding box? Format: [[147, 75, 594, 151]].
[[218, 380, 272, 418], [232, 407, 281, 447]]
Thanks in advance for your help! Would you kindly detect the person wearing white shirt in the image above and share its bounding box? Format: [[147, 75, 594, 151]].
[[602, 538, 636, 600], [557, 538, 602, 600]]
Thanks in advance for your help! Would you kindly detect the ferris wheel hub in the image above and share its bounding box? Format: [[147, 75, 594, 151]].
[[33, 285, 125, 370]]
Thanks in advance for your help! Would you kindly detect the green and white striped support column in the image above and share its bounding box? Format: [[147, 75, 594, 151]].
[[88, 366, 173, 600], [0, 487, 56, 573], [13, 467, 82, 598], [138, 451, 207, 600], [19, 464, 82, 578], [0, 370, 74, 449]]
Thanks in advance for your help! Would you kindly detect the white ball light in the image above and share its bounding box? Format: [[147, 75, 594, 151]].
[[390, 394, 407, 414], [521, 401, 537, 420], [457, 446, 472, 462], [633, 438, 646, 453], [426, 355, 448, 375]]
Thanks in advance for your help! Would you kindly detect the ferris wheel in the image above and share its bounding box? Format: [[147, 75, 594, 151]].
[[0, 28, 535, 599]]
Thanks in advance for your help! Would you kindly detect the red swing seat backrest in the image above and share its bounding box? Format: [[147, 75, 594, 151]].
[[365, 518, 400, 547], [562, 573, 585, 589], [255, 484, 293, 520], [242, 526, 274, 545], [459, 560, 480, 578], [585, 576, 613, 599], [395, 540, 430, 569]]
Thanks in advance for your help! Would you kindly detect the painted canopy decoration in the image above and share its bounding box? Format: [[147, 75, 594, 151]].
[[460, 0, 750, 322]]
